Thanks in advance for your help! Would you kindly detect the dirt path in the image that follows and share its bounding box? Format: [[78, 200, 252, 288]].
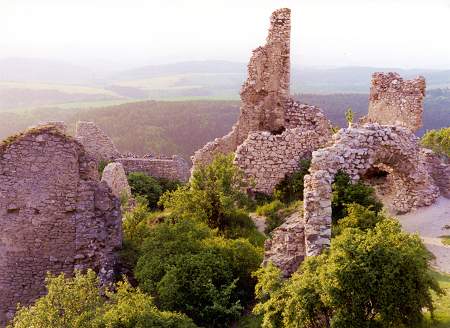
[[395, 197, 450, 273]]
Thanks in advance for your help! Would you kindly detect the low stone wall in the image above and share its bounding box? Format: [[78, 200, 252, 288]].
[[422, 149, 450, 198], [0, 126, 122, 325], [117, 156, 190, 182], [262, 212, 306, 277]]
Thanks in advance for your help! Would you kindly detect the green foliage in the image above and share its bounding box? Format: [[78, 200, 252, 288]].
[[440, 235, 450, 246], [332, 203, 386, 236], [98, 160, 110, 175], [128, 172, 181, 210], [9, 270, 102, 328], [256, 200, 284, 234], [160, 154, 252, 231], [344, 107, 354, 125], [274, 160, 310, 204], [134, 219, 262, 327], [421, 127, 450, 158], [9, 270, 197, 328], [331, 171, 383, 222], [128, 172, 163, 209], [254, 219, 442, 328]]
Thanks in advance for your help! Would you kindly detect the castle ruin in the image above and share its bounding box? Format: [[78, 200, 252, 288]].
[[192, 8, 332, 194], [0, 125, 122, 325]]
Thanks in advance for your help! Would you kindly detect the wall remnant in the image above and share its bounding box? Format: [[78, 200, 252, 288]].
[[101, 162, 132, 199], [362, 72, 426, 132], [75, 121, 120, 162], [192, 8, 332, 193], [117, 155, 190, 182], [262, 212, 306, 278], [0, 125, 122, 326], [303, 123, 441, 256]]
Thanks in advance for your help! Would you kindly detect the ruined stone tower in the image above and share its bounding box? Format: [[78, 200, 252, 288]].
[[0, 125, 122, 325], [362, 72, 426, 132], [192, 8, 332, 193]]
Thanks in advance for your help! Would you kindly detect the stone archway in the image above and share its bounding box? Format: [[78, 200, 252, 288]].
[[303, 123, 440, 256]]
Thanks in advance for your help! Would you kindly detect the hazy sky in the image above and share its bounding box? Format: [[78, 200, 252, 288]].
[[1, 0, 450, 70]]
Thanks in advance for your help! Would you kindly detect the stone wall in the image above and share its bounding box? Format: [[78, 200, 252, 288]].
[[262, 212, 306, 278], [101, 162, 132, 199], [192, 8, 294, 168], [117, 155, 190, 182], [362, 72, 426, 132], [421, 149, 450, 198], [192, 8, 332, 194], [0, 126, 122, 326], [303, 123, 441, 256], [75, 121, 120, 161]]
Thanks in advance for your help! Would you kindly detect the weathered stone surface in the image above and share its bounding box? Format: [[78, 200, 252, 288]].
[[117, 155, 190, 182], [263, 212, 306, 278], [0, 125, 122, 326], [362, 72, 426, 132], [101, 162, 132, 199], [235, 102, 331, 193], [192, 8, 332, 193], [303, 123, 442, 256], [75, 121, 120, 161]]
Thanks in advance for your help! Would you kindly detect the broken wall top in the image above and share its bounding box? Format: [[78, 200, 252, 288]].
[[364, 72, 426, 132]]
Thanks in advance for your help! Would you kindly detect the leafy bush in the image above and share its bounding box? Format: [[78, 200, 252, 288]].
[[421, 126, 450, 158], [127, 172, 182, 210], [159, 154, 252, 231], [331, 171, 383, 222], [254, 219, 442, 328], [134, 219, 262, 327], [274, 160, 310, 204], [8, 270, 196, 328], [332, 203, 386, 236]]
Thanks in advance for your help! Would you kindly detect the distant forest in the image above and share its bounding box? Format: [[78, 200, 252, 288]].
[[0, 90, 448, 160]]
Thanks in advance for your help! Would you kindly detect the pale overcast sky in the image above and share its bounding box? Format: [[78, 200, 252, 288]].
[[1, 0, 450, 70]]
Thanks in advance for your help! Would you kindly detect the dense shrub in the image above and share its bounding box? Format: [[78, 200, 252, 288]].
[[128, 172, 181, 210], [134, 219, 262, 327], [159, 154, 252, 231], [8, 270, 196, 328], [254, 219, 442, 328], [421, 126, 450, 158], [332, 203, 386, 236], [274, 160, 310, 204], [331, 171, 383, 222]]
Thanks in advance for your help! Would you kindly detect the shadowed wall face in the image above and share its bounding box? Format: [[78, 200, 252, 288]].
[[0, 126, 122, 326]]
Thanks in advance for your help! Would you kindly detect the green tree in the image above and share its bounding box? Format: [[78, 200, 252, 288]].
[[421, 126, 450, 158], [9, 270, 197, 328], [254, 219, 442, 328], [134, 219, 262, 327], [344, 107, 354, 126], [128, 172, 163, 209], [331, 171, 383, 222], [159, 154, 252, 231]]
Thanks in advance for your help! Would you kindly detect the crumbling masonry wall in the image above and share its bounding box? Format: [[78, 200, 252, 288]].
[[362, 72, 426, 132], [117, 155, 190, 182], [192, 8, 332, 193], [75, 121, 120, 161], [101, 162, 132, 199], [0, 126, 122, 326], [303, 123, 441, 256]]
